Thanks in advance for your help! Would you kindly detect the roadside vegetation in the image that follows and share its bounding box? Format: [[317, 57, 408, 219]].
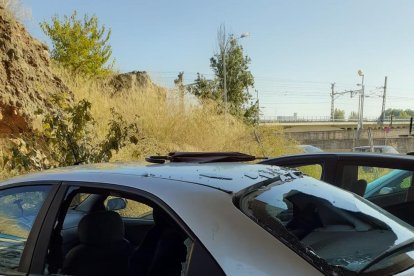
[[188, 24, 259, 124], [54, 65, 295, 161], [0, 9, 297, 180], [2, 65, 296, 179]]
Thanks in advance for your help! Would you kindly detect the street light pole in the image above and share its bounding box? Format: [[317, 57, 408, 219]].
[[360, 73, 365, 129]]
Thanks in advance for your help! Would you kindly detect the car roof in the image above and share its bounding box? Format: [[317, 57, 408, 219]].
[[0, 162, 293, 193], [261, 152, 414, 169], [267, 151, 413, 159]]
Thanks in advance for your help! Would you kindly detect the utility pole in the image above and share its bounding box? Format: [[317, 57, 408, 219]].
[[223, 47, 227, 115], [380, 76, 388, 124], [256, 89, 260, 125], [219, 24, 249, 116], [330, 83, 356, 121], [330, 83, 335, 121]]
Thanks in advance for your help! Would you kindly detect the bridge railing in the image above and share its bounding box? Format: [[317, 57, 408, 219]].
[[260, 116, 412, 123]]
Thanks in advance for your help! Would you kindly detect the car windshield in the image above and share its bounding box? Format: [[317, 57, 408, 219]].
[[238, 176, 414, 274]]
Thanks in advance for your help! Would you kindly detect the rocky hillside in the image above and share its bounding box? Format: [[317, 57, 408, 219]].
[[0, 5, 73, 135], [0, 5, 169, 137], [108, 71, 166, 98]]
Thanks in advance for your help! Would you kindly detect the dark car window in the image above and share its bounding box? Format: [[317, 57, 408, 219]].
[[0, 185, 51, 275], [44, 186, 193, 276], [365, 169, 413, 197], [104, 196, 153, 219], [293, 164, 323, 180], [341, 165, 414, 205], [238, 176, 414, 274]]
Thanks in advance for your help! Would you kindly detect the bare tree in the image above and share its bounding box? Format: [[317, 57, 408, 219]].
[[0, 0, 31, 21], [217, 24, 227, 54]]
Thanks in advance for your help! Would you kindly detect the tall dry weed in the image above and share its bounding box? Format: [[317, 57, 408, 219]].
[[54, 66, 296, 161]]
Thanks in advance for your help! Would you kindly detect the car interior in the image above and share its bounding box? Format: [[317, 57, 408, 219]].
[[44, 187, 191, 276], [284, 192, 396, 264], [340, 165, 414, 226], [247, 190, 399, 272]]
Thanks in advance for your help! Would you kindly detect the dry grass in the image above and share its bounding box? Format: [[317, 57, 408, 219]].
[[54, 66, 297, 161], [0, 215, 28, 238]]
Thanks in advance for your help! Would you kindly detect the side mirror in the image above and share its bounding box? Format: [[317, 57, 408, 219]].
[[379, 187, 393, 195], [106, 197, 127, 211]]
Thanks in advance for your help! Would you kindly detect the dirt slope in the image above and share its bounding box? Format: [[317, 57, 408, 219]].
[[108, 71, 167, 98], [0, 5, 72, 135]]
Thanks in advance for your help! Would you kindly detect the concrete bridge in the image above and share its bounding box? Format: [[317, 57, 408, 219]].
[[260, 118, 414, 153], [260, 117, 411, 131]]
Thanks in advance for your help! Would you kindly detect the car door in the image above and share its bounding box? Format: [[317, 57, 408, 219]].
[[31, 181, 224, 276], [0, 181, 60, 276]]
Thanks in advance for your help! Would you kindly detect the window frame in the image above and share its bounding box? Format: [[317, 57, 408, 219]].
[[290, 163, 324, 180], [260, 154, 338, 184], [0, 181, 60, 275]]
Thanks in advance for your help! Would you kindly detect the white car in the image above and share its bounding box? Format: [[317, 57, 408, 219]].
[[1, 152, 414, 276], [297, 145, 323, 153], [352, 145, 399, 154]]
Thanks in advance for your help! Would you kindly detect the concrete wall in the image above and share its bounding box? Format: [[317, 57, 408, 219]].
[[298, 137, 414, 153], [287, 128, 414, 153], [286, 128, 409, 141]]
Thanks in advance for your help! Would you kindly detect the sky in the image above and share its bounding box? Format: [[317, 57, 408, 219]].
[[21, 0, 414, 119]]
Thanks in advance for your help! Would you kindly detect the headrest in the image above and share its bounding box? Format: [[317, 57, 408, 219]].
[[153, 208, 176, 227], [78, 211, 125, 246], [352, 179, 368, 196]]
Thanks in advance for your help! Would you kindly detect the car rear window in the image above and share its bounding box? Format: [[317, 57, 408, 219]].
[[237, 176, 414, 274]]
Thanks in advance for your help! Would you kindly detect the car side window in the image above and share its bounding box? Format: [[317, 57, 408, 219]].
[[363, 168, 413, 195], [291, 164, 323, 180], [44, 188, 193, 276], [341, 165, 414, 206], [0, 185, 51, 275], [104, 196, 153, 219]]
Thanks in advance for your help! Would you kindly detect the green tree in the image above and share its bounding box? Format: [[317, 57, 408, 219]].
[[187, 73, 219, 101], [188, 25, 256, 122], [210, 25, 255, 118], [40, 11, 114, 76], [384, 108, 414, 118], [333, 108, 345, 120], [349, 111, 359, 120], [400, 111, 411, 119], [243, 99, 259, 125]]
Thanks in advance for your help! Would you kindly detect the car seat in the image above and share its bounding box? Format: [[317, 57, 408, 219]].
[[128, 208, 187, 276], [62, 210, 131, 276], [350, 179, 368, 197]]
